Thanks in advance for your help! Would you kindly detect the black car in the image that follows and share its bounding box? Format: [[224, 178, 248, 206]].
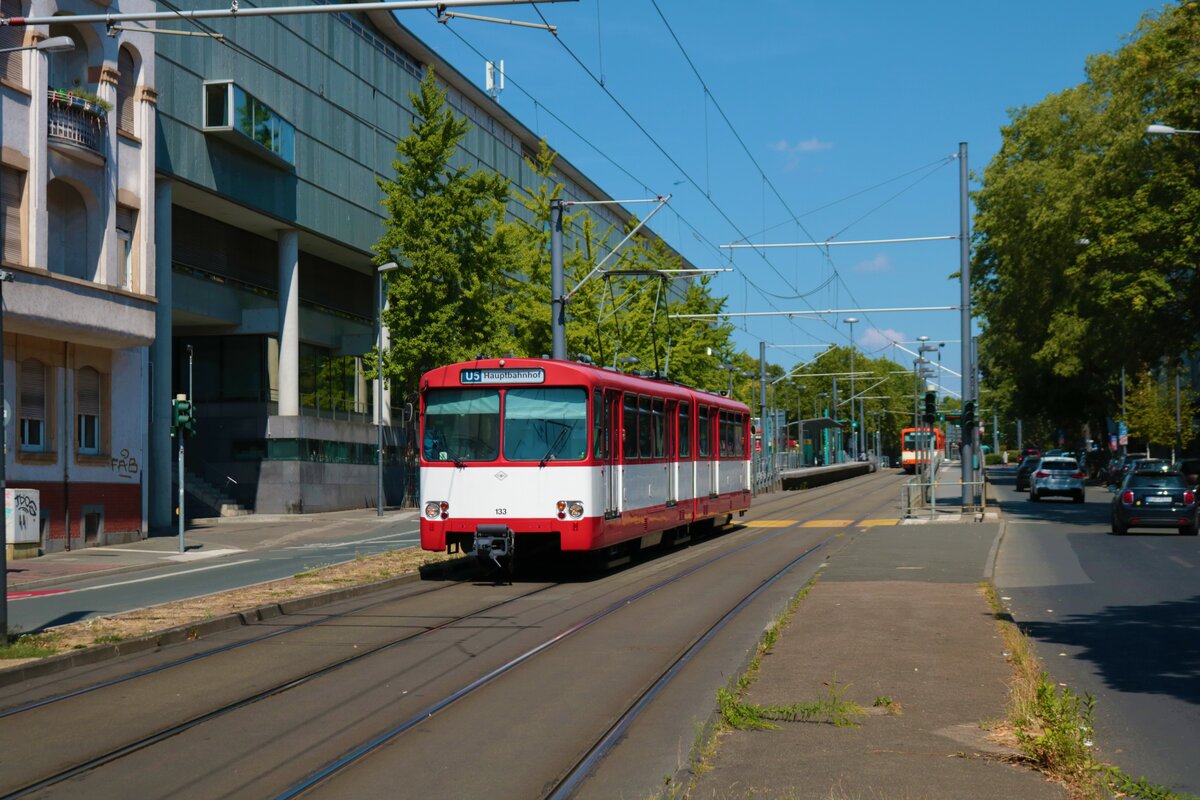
[[1015, 456, 1041, 492], [1107, 454, 1141, 485], [1111, 471, 1198, 535], [1174, 458, 1200, 488]]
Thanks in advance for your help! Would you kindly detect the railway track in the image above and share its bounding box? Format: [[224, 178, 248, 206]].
[[0, 469, 906, 799]]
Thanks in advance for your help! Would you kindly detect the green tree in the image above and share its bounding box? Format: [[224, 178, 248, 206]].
[[972, 3, 1200, 438], [1123, 370, 1177, 454], [373, 67, 514, 391]]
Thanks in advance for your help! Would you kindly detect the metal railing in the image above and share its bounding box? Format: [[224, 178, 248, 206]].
[[902, 477, 989, 519], [47, 91, 106, 154]]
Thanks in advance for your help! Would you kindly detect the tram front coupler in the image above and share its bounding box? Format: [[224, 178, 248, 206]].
[[473, 524, 514, 573]]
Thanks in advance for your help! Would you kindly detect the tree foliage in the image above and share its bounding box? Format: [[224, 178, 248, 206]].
[[373, 69, 740, 394], [971, 3, 1200, 444]]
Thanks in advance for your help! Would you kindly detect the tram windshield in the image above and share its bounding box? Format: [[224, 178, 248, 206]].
[[903, 431, 938, 450], [504, 388, 588, 462], [423, 389, 500, 462]]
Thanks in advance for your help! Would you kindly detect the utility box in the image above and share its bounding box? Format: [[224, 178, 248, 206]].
[[6, 488, 41, 560]]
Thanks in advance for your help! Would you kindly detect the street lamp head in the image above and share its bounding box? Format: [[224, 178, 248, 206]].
[[377, 261, 399, 273], [0, 35, 76, 54], [843, 317, 859, 325], [37, 36, 76, 53], [917, 335, 929, 343], [1147, 123, 1177, 136]]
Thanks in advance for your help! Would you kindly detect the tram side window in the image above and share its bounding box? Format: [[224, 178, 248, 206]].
[[720, 411, 733, 457], [735, 413, 745, 457], [698, 405, 711, 457], [638, 396, 653, 458], [678, 402, 691, 459], [652, 398, 665, 458], [593, 389, 607, 459], [623, 393, 639, 459]]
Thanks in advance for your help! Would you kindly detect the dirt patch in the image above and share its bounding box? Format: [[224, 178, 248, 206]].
[[2, 547, 453, 661]]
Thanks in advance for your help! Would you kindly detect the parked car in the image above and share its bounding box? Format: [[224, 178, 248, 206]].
[[1044, 449, 1065, 458], [1030, 458, 1086, 503], [1133, 458, 1172, 474], [1175, 458, 1200, 488], [1015, 456, 1041, 491], [1111, 470, 1198, 535], [1107, 454, 1142, 485], [1017, 448, 1040, 467]]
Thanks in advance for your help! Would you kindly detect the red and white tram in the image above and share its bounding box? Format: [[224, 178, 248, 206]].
[[419, 357, 753, 567]]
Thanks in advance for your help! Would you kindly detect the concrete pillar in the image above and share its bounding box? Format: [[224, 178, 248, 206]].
[[138, 87, 157, 296], [149, 179, 173, 531], [98, 66, 119, 287], [28, 36, 50, 269], [277, 230, 299, 417]]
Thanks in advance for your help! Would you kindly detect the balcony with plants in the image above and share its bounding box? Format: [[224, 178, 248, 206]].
[[47, 87, 109, 160]]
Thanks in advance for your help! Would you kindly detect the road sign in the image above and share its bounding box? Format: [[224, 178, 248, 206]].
[[1109, 434, 1118, 451], [1118, 421, 1128, 446]]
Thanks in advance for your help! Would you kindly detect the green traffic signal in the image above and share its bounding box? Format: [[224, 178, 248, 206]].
[[171, 397, 197, 438]]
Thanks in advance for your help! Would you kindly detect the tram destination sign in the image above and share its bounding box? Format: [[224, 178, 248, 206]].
[[460, 368, 546, 385]]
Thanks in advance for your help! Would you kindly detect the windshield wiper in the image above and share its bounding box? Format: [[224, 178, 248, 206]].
[[539, 423, 572, 468]]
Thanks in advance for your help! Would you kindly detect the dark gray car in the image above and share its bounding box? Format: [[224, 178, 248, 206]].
[[1111, 472, 1198, 535]]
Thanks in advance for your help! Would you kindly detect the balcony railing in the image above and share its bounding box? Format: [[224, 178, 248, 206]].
[[47, 90, 106, 156]]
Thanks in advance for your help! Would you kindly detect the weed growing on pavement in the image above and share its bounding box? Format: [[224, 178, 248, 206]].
[[981, 582, 1199, 800], [718, 679, 866, 730], [873, 696, 902, 715]]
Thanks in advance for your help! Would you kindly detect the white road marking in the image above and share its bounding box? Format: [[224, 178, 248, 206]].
[[1168, 555, 1194, 569], [165, 548, 245, 562], [40, 560, 259, 595], [282, 531, 419, 550]]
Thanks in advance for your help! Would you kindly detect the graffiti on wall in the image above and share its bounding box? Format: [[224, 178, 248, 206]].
[[5, 488, 40, 544], [112, 448, 140, 479]]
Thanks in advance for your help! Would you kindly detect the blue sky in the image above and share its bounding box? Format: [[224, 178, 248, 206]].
[[399, 0, 1163, 397]]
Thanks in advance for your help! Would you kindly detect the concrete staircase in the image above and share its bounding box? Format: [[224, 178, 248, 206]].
[[180, 470, 252, 518]]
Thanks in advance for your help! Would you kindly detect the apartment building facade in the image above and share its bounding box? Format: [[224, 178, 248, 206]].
[[1, 0, 156, 554]]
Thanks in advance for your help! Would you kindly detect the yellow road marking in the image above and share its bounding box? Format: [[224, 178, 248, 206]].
[[858, 519, 899, 527], [800, 519, 853, 528], [742, 520, 796, 528]]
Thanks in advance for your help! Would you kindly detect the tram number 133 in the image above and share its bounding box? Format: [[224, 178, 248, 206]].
[[495, 508, 507, 515]]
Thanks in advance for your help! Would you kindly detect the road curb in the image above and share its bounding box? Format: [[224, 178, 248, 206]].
[[0, 556, 471, 689]]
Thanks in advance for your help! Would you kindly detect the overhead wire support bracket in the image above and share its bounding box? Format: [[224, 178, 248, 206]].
[[106, 23, 224, 38], [563, 194, 671, 301], [721, 235, 959, 250], [437, 10, 557, 33]]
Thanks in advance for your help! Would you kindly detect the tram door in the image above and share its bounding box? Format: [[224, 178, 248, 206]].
[[603, 390, 621, 517], [666, 400, 678, 506]]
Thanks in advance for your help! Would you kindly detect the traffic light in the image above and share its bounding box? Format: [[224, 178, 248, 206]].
[[171, 396, 196, 438], [922, 391, 936, 424], [961, 400, 976, 442]]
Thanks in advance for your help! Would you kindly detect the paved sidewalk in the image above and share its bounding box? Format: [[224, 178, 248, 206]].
[[6, 508, 418, 592], [690, 521, 1065, 799]]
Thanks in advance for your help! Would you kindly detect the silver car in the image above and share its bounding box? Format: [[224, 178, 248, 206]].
[[1030, 457, 1086, 503]]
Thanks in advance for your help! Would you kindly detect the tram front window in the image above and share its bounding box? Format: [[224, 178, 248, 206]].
[[504, 387, 588, 462], [423, 389, 500, 461]]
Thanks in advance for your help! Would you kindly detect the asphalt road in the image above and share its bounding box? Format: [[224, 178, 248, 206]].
[[991, 466, 1200, 795], [7, 517, 422, 633]]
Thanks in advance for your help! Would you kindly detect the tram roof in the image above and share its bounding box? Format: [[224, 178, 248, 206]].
[[421, 358, 752, 412]]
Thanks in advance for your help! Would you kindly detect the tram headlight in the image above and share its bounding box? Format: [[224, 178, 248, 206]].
[[567, 501, 584, 519], [425, 501, 447, 520]]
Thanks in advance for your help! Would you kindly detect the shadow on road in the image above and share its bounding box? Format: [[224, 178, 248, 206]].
[[1019, 594, 1200, 706]]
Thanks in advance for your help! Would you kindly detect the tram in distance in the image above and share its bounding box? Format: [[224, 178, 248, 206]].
[[900, 426, 945, 474], [419, 357, 753, 568]]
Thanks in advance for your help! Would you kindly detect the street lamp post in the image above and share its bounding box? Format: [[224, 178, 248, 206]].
[[376, 262, 398, 517], [0, 269, 12, 641], [844, 317, 859, 459]]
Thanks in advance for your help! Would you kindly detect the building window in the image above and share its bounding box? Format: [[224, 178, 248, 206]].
[[117, 47, 136, 135], [0, 0, 21, 86], [77, 366, 101, 455], [116, 205, 136, 289], [19, 359, 46, 452], [1, 165, 23, 265], [202, 80, 295, 165], [48, 180, 89, 279]]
